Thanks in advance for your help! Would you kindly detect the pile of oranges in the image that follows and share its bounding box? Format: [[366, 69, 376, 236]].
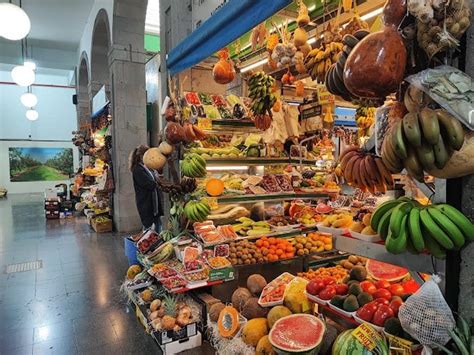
[[255, 237, 295, 262]]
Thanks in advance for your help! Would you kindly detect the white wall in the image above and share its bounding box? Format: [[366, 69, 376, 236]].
[[0, 66, 79, 193]]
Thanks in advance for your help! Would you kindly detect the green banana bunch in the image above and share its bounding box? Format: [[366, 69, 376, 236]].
[[181, 153, 206, 178], [371, 198, 474, 258], [382, 107, 465, 181], [248, 71, 276, 115], [184, 199, 210, 222]]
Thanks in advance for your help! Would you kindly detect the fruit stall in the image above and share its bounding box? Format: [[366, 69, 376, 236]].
[[123, 0, 473, 353], [71, 103, 114, 232]]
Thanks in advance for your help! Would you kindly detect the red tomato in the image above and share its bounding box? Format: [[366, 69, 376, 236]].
[[402, 279, 420, 294], [318, 286, 337, 300], [322, 277, 337, 286], [389, 298, 403, 316], [388, 284, 405, 297], [334, 284, 348, 295], [373, 288, 392, 300], [356, 302, 378, 322], [374, 297, 390, 305], [306, 280, 325, 296], [360, 281, 377, 294], [373, 304, 394, 326], [375, 280, 391, 289]]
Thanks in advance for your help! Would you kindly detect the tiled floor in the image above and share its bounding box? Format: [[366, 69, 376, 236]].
[[0, 194, 165, 354]]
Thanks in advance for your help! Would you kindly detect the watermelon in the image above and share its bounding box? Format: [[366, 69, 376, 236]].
[[269, 314, 325, 355], [332, 330, 373, 354], [365, 259, 409, 282]]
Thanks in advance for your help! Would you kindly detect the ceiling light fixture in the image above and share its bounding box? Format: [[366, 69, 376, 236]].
[[0, 3, 31, 41], [240, 58, 268, 73], [20, 92, 38, 107], [23, 60, 36, 71], [11, 65, 35, 86], [360, 7, 384, 20], [26, 109, 39, 121]]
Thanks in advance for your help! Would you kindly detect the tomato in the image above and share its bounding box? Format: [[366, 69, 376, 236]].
[[374, 297, 390, 305], [373, 288, 392, 300], [402, 279, 420, 294], [375, 280, 391, 289], [389, 298, 403, 316], [356, 302, 378, 322], [319, 286, 337, 300], [360, 281, 377, 294], [388, 284, 405, 297], [306, 280, 325, 296], [322, 277, 337, 286], [372, 304, 394, 326], [334, 284, 348, 295]]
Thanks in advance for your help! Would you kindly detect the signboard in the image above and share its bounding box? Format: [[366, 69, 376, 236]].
[[334, 106, 357, 127], [92, 86, 108, 114], [192, 0, 228, 30], [300, 102, 322, 121]]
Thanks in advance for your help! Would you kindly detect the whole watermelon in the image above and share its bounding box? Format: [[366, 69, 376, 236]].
[[332, 330, 373, 355]]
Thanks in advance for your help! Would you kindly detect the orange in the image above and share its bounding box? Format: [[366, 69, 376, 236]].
[[275, 249, 283, 256], [255, 240, 263, 247], [261, 247, 269, 255], [268, 237, 277, 245], [285, 245, 294, 253], [261, 236, 268, 241], [262, 241, 270, 248]]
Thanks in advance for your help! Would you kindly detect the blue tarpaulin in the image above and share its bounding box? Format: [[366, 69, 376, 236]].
[[166, 0, 292, 75]]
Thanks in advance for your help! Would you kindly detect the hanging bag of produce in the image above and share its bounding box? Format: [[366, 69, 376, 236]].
[[213, 48, 235, 85], [398, 275, 455, 352]]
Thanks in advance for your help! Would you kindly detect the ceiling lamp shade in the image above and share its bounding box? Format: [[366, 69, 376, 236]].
[[0, 3, 31, 41], [23, 60, 36, 71], [26, 109, 39, 121], [20, 92, 38, 107], [11, 65, 35, 86]]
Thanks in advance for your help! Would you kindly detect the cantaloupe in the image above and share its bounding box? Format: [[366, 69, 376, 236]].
[[217, 306, 240, 338], [231, 287, 252, 312], [256, 335, 275, 355], [242, 318, 269, 347], [247, 274, 267, 296], [209, 302, 226, 323], [143, 148, 167, 170], [267, 305, 292, 328]]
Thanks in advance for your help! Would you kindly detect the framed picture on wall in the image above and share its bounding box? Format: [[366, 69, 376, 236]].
[[9, 147, 74, 182]]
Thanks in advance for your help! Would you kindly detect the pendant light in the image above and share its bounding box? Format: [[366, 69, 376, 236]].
[[11, 65, 35, 86], [26, 109, 38, 121], [20, 92, 38, 107], [23, 60, 36, 70], [0, 2, 31, 41]]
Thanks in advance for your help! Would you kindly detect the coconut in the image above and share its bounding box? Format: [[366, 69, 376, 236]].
[[241, 297, 268, 320], [247, 274, 267, 296], [209, 302, 226, 323], [231, 287, 252, 312]]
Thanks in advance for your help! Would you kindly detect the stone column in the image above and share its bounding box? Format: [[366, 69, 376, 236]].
[[108, 44, 148, 232], [75, 96, 91, 128]]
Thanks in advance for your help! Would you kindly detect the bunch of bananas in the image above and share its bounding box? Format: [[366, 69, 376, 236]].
[[304, 41, 343, 82], [381, 107, 465, 181], [181, 154, 207, 178], [339, 147, 394, 194], [248, 72, 277, 115], [320, 213, 353, 228], [371, 197, 474, 258], [147, 242, 174, 264], [355, 106, 376, 137], [184, 199, 211, 222]]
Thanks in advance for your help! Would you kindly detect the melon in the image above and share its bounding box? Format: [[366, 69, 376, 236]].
[[267, 306, 292, 329], [209, 302, 226, 323], [332, 330, 376, 354], [269, 314, 325, 355], [365, 259, 409, 282], [217, 306, 240, 338], [257, 335, 275, 355], [242, 318, 269, 347], [232, 287, 252, 312], [247, 274, 267, 296], [126, 264, 142, 280], [143, 148, 167, 170], [242, 297, 268, 320]]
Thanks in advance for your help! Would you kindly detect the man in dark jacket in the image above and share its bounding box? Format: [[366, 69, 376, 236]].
[[129, 145, 163, 230]]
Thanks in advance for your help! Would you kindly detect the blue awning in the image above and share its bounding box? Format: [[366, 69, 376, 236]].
[[167, 0, 292, 75]]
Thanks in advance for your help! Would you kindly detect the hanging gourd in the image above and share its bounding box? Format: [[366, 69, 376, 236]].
[[297, 0, 310, 27], [295, 81, 305, 97], [343, 0, 353, 13], [213, 48, 235, 85]]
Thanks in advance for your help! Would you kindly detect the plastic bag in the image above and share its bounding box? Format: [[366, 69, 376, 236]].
[[405, 66, 474, 130], [398, 276, 455, 349]]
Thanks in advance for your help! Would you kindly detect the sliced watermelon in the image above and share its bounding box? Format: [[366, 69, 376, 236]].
[[365, 259, 409, 282], [269, 314, 325, 355]]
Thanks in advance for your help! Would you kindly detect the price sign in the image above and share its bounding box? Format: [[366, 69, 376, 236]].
[[197, 117, 212, 130], [385, 333, 413, 355], [351, 323, 383, 351]]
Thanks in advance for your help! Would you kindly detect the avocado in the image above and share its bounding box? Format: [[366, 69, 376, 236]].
[[401, 293, 412, 301], [343, 294, 359, 312], [384, 317, 404, 337], [329, 295, 346, 308], [346, 280, 360, 288], [357, 292, 373, 306], [349, 265, 367, 281], [348, 283, 363, 296]]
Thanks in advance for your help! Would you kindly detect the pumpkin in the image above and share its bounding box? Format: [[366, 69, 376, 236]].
[[206, 178, 225, 196], [158, 141, 174, 156], [217, 306, 240, 338], [213, 48, 235, 85], [143, 148, 167, 170], [343, 26, 407, 99]]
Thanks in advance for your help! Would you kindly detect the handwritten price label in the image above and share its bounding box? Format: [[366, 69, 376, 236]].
[[351, 323, 383, 351], [386, 333, 413, 355]]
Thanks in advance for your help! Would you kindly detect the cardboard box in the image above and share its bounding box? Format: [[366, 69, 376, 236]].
[[153, 322, 198, 345], [45, 210, 59, 220], [157, 331, 202, 354]]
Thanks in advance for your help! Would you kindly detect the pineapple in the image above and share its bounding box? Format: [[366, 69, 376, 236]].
[[161, 294, 177, 330]]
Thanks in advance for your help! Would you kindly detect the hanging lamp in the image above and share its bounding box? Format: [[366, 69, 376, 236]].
[[26, 109, 38, 121], [0, 2, 31, 41]]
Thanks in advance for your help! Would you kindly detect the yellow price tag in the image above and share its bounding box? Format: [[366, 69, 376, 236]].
[[197, 117, 212, 130], [203, 197, 218, 210], [351, 323, 383, 351], [386, 333, 413, 355]]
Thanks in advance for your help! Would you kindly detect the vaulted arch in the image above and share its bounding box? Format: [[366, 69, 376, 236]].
[[90, 8, 111, 100]]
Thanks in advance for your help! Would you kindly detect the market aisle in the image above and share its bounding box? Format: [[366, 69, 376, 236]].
[[0, 193, 159, 355]]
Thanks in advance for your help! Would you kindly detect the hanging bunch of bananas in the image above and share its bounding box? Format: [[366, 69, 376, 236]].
[[355, 106, 376, 137], [304, 41, 343, 82], [248, 71, 277, 130]]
